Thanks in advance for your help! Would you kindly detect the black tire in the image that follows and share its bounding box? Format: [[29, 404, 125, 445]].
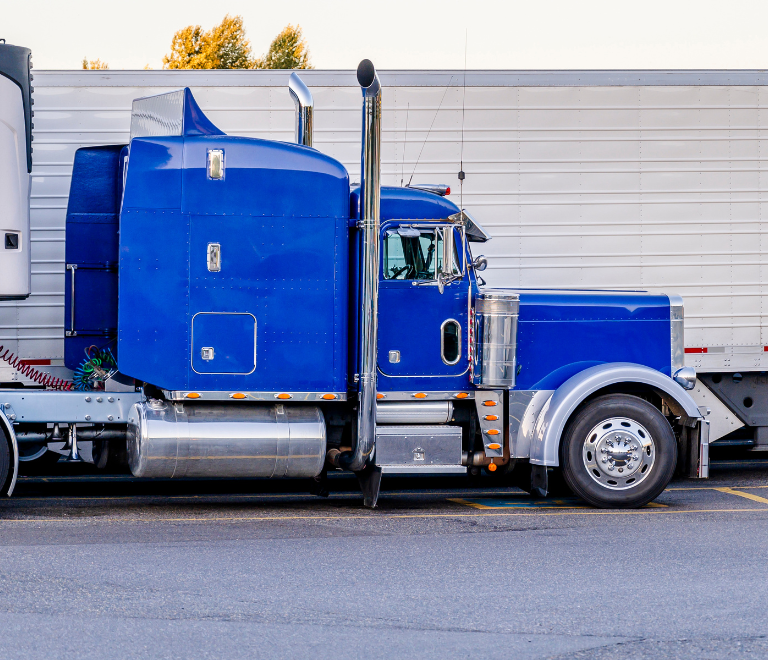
[[0, 427, 11, 495], [560, 394, 676, 508]]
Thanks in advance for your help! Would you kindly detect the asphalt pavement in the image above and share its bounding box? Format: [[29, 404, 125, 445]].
[[2, 457, 768, 659]]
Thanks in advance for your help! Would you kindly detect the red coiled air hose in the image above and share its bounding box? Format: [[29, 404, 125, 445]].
[[0, 346, 74, 390]]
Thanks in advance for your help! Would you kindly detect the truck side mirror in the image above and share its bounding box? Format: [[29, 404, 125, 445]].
[[472, 255, 488, 272], [440, 227, 455, 278]]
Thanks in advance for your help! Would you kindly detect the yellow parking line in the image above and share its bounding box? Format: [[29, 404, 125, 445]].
[[714, 487, 768, 504], [0, 506, 761, 525]]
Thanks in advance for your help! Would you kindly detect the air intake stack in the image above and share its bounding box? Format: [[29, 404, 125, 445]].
[[0, 42, 32, 300], [288, 72, 314, 147]]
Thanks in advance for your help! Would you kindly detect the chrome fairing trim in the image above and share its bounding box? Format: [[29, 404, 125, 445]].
[[0, 406, 18, 496], [508, 390, 554, 459], [164, 391, 347, 402], [529, 362, 702, 467], [375, 391, 475, 401], [667, 293, 685, 373]]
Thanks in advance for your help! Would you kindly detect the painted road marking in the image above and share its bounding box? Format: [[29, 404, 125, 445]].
[[715, 487, 768, 504], [449, 497, 667, 510], [0, 506, 765, 525], [450, 497, 590, 510]]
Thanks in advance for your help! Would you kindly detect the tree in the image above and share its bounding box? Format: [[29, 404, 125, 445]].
[[163, 15, 252, 70], [82, 58, 108, 70], [253, 25, 313, 70]]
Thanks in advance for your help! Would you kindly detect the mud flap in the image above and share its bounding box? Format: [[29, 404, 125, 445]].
[[356, 464, 382, 508], [530, 464, 548, 498]]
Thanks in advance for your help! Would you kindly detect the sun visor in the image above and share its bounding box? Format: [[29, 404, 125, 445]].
[[449, 210, 491, 243]]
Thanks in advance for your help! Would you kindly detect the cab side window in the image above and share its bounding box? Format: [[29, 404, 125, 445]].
[[383, 229, 438, 280], [383, 227, 461, 281]]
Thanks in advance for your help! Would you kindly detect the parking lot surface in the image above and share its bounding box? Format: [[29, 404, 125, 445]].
[[2, 457, 768, 659]]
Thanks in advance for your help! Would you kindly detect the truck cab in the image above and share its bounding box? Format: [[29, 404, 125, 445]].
[[0, 54, 709, 510]]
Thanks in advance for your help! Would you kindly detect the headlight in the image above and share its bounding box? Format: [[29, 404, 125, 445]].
[[674, 366, 697, 391]]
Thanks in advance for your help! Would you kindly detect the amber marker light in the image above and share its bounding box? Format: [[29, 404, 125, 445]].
[[276, 393, 292, 400], [455, 392, 469, 399], [413, 393, 427, 399], [230, 393, 246, 399], [486, 429, 500, 436], [186, 392, 201, 399], [487, 462, 497, 472], [482, 400, 497, 407], [484, 415, 499, 421], [376, 393, 386, 400], [488, 443, 502, 450], [322, 394, 337, 400]]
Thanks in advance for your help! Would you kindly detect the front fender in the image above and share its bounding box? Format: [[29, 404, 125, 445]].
[[0, 406, 18, 496], [530, 362, 702, 467]]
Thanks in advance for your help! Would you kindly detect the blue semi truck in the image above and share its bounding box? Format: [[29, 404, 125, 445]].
[[0, 48, 709, 508]]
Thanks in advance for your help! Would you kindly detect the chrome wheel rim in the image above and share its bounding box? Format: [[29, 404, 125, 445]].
[[582, 417, 655, 490]]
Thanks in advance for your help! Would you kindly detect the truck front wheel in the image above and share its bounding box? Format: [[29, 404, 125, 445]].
[[560, 394, 676, 508]]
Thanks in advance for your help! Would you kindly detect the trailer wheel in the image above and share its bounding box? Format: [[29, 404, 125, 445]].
[[560, 394, 676, 508], [0, 427, 10, 494]]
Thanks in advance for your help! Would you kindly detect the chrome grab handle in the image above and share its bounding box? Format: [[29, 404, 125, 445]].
[[66, 264, 77, 337]]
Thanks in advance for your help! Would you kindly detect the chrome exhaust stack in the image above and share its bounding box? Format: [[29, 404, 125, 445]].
[[288, 72, 313, 147], [335, 60, 382, 483]]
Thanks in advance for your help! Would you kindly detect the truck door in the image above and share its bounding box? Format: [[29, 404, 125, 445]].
[[377, 222, 469, 379]]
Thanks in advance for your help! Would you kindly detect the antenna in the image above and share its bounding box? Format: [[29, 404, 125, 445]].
[[408, 77, 453, 187], [400, 103, 409, 187], [459, 30, 468, 213]]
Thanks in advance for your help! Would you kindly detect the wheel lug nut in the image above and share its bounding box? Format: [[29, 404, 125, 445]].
[[601, 458, 607, 463], [618, 468, 624, 473]]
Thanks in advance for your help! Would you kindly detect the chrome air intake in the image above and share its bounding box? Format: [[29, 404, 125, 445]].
[[288, 72, 314, 147], [127, 401, 326, 479], [472, 290, 520, 389]]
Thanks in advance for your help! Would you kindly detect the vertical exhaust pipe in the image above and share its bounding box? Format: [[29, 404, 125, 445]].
[[337, 60, 382, 474], [288, 72, 313, 147]]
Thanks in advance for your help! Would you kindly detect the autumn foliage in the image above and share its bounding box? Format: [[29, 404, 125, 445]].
[[162, 16, 313, 70]]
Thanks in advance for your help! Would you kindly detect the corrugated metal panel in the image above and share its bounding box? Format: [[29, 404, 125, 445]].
[[6, 69, 768, 375]]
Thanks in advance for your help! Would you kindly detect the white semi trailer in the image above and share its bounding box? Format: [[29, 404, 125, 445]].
[[2, 64, 767, 458]]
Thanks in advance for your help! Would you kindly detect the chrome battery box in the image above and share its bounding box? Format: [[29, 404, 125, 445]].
[[374, 425, 464, 474]]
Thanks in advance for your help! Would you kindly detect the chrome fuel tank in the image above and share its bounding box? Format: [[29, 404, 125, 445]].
[[127, 401, 326, 479]]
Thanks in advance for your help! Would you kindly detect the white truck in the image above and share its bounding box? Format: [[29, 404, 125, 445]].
[[2, 62, 766, 465]]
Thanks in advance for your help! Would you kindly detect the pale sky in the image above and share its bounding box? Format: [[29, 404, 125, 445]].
[[2, 0, 768, 70]]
